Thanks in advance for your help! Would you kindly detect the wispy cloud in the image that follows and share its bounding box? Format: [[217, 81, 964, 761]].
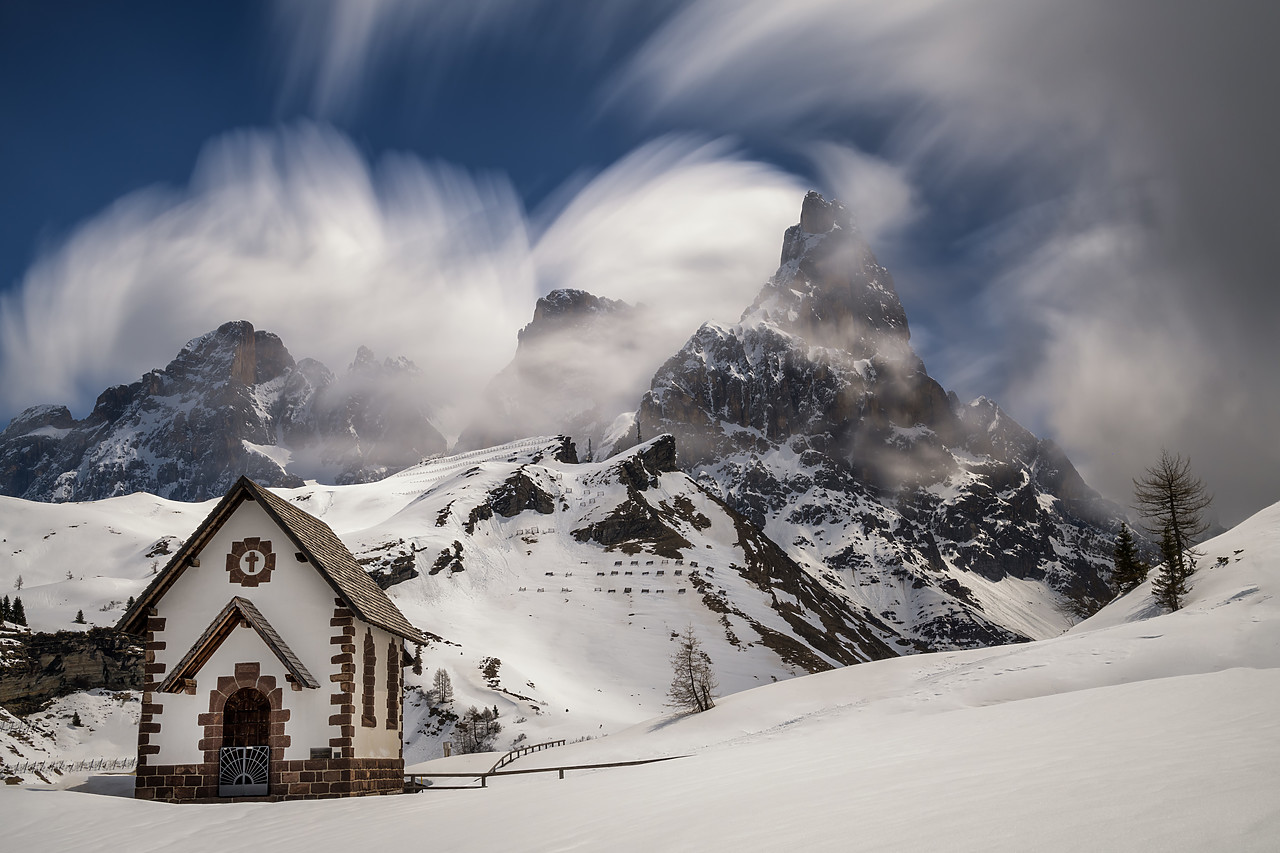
[[0, 124, 537, 428], [0, 127, 801, 444], [273, 0, 680, 116], [8, 0, 1276, 522], [607, 0, 1280, 523]]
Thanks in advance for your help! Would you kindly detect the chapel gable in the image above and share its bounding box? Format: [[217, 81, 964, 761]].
[[117, 476, 426, 803]]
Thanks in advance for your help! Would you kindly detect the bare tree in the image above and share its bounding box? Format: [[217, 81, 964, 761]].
[[453, 705, 501, 754], [667, 624, 717, 712], [432, 667, 454, 704], [1133, 450, 1212, 611]]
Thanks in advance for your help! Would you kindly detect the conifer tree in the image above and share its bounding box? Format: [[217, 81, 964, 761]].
[[74, 609, 86, 624], [412, 645, 423, 676], [432, 668, 454, 704], [12, 597, 26, 626], [1152, 525, 1193, 612], [1, 594, 10, 623], [1133, 451, 1212, 611], [1111, 523, 1148, 595], [667, 625, 718, 712]]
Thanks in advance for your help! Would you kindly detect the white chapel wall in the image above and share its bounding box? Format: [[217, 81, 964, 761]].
[[353, 623, 402, 758], [151, 498, 353, 763]]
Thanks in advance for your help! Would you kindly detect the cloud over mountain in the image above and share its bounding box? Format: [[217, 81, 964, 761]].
[[0, 128, 800, 441]]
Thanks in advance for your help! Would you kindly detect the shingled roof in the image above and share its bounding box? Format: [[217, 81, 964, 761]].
[[159, 596, 320, 692], [117, 476, 426, 644]]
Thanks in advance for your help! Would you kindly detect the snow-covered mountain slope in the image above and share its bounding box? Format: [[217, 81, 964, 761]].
[[628, 192, 1124, 651], [5, 500, 1278, 852], [1, 435, 908, 764], [0, 320, 446, 502]]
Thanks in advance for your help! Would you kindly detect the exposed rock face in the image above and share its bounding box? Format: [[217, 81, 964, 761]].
[[457, 289, 643, 456], [621, 192, 1124, 649], [0, 321, 446, 502], [0, 628, 143, 715]]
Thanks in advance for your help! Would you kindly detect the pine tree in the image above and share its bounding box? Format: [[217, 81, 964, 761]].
[[1133, 451, 1212, 611], [412, 645, 423, 676], [1152, 524, 1193, 612], [12, 597, 26, 626], [71, 711, 82, 727], [14, 575, 22, 591], [1, 594, 10, 623], [667, 625, 718, 712], [74, 609, 86, 624], [1111, 523, 1148, 595]]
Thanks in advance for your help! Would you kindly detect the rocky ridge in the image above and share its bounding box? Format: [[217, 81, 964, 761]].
[[622, 192, 1124, 648], [0, 321, 446, 502], [457, 288, 644, 457]]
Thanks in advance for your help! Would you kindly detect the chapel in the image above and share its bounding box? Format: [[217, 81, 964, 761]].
[[117, 475, 426, 802]]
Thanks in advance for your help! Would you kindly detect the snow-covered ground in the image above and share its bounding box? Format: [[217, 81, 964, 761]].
[[2, 498, 1278, 850]]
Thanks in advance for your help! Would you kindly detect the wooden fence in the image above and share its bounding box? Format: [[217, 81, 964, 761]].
[[405, 754, 685, 791], [489, 738, 565, 773], [4, 756, 136, 775]]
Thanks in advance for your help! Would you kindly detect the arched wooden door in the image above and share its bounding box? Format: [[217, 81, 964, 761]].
[[219, 687, 272, 796]]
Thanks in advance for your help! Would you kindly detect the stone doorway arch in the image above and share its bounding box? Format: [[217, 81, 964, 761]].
[[223, 687, 271, 747]]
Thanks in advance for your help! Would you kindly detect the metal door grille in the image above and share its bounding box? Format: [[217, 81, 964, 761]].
[[219, 745, 269, 796]]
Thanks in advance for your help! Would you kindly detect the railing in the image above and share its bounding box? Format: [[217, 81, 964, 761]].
[[404, 755, 685, 792], [4, 756, 136, 775], [490, 739, 565, 773]]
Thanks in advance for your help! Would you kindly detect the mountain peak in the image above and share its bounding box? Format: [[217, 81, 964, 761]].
[[518, 289, 633, 347], [169, 320, 294, 387], [745, 192, 911, 361], [798, 190, 851, 236]]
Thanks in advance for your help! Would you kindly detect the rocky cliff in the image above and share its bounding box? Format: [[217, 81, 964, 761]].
[[0, 321, 446, 502], [0, 627, 142, 715], [622, 192, 1124, 648]]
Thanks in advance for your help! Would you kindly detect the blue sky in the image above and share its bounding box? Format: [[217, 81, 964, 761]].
[[1, 0, 1276, 523]]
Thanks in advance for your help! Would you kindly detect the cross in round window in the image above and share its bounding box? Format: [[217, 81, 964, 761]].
[[225, 537, 276, 586]]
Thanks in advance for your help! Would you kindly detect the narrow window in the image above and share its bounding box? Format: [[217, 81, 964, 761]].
[[386, 639, 399, 730], [362, 628, 377, 727]]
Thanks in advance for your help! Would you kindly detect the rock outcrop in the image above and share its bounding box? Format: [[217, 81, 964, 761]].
[[0, 628, 143, 715], [0, 321, 446, 502], [457, 289, 643, 456], [619, 192, 1125, 648]]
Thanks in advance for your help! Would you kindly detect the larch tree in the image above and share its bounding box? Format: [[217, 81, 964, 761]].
[[1133, 451, 1212, 611], [1111, 522, 1149, 596], [668, 624, 718, 713], [433, 667, 454, 704]]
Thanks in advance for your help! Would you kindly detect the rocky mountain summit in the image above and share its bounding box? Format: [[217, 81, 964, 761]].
[[457, 288, 644, 455], [621, 191, 1124, 648], [0, 320, 445, 502]]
